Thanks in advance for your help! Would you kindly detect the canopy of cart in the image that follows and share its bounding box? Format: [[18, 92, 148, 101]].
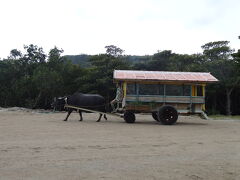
[[113, 70, 218, 84]]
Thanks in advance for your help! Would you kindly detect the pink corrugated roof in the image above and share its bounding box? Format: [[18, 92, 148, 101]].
[[113, 70, 218, 83]]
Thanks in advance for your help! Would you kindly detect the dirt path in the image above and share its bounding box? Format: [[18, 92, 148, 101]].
[[0, 109, 240, 180]]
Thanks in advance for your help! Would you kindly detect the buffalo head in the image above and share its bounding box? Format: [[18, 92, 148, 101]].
[[51, 97, 66, 111]]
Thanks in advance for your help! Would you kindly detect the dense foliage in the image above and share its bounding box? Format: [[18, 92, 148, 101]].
[[0, 43, 239, 115]]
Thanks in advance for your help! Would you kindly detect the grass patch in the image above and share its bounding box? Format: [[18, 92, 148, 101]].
[[209, 115, 240, 120]]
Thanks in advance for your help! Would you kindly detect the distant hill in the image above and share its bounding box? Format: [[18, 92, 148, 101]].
[[64, 54, 92, 67], [125, 55, 152, 64], [64, 54, 152, 67]]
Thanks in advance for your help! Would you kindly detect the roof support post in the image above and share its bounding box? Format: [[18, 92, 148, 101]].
[[190, 85, 193, 113], [202, 84, 206, 111], [163, 84, 166, 105], [136, 83, 139, 102]]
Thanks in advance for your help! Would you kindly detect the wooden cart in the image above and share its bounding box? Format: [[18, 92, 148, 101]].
[[113, 70, 218, 125]]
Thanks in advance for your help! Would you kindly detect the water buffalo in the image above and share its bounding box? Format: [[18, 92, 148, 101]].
[[52, 92, 107, 122]]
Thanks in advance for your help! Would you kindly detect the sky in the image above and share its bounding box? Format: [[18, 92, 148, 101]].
[[0, 0, 239, 58]]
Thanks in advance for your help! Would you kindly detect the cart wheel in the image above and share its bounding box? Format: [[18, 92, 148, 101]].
[[124, 111, 135, 123], [158, 105, 178, 125], [152, 112, 159, 121]]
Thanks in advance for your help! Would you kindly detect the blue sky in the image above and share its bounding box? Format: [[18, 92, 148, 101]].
[[0, 0, 239, 58]]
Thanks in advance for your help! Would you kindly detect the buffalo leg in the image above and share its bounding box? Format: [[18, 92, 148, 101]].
[[64, 109, 73, 121], [79, 111, 83, 121], [96, 114, 103, 122], [104, 114, 107, 120]]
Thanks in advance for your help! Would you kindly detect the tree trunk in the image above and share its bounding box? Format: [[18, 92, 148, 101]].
[[213, 94, 217, 114], [34, 91, 42, 109], [44, 97, 48, 109], [226, 88, 233, 115]]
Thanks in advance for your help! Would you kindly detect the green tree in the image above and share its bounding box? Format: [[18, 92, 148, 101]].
[[147, 50, 174, 71], [105, 45, 124, 57], [168, 54, 206, 72], [32, 65, 63, 108], [23, 44, 46, 64], [201, 41, 239, 115], [8, 49, 22, 59], [232, 49, 240, 72], [82, 53, 129, 102], [16, 44, 47, 77], [48, 47, 64, 65]]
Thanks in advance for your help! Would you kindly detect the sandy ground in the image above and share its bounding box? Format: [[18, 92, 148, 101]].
[[0, 108, 240, 180]]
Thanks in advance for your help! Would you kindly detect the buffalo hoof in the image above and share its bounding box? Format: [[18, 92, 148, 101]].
[[96, 120, 100, 122], [63, 119, 67, 121]]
